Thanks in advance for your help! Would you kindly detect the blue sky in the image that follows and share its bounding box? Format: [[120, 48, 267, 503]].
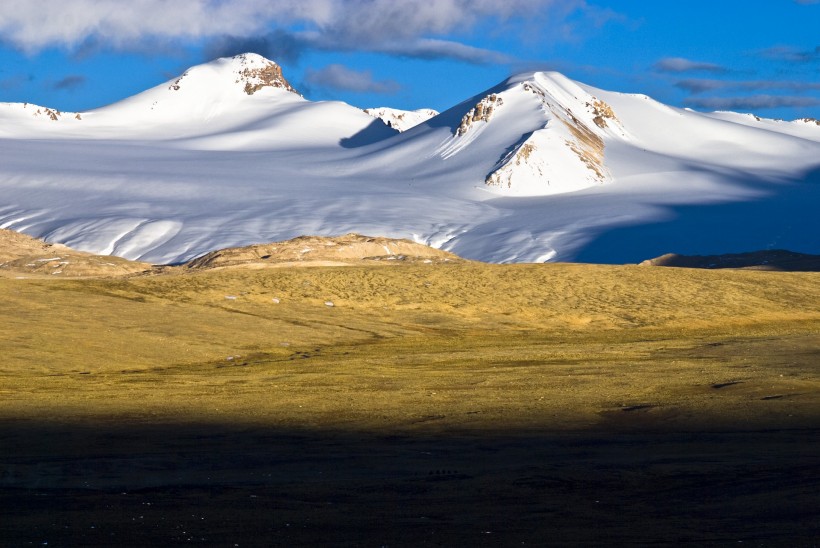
[[1, 0, 818, 120]]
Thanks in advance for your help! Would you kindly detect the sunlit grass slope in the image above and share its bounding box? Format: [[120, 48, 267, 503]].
[[2, 262, 818, 432]]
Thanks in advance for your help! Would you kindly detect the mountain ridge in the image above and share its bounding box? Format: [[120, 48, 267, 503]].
[[1, 53, 819, 264]]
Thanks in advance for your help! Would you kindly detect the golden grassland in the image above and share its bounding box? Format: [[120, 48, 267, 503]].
[[2, 259, 819, 439], [3, 263, 819, 428], [1, 261, 819, 544]]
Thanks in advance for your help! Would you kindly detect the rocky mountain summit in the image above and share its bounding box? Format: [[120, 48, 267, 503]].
[[435, 72, 624, 195], [169, 53, 299, 96]]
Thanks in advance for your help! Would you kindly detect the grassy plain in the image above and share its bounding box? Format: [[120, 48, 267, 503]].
[[1, 262, 819, 545]]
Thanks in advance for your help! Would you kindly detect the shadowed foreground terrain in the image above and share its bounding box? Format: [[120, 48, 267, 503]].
[[1, 258, 819, 545], [641, 249, 820, 272]]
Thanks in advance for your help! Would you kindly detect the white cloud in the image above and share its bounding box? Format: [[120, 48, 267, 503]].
[[653, 57, 728, 73], [0, 0, 289, 50], [0, 0, 592, 61], [305, 64, 400, 94], [376, 39, 513, 64]]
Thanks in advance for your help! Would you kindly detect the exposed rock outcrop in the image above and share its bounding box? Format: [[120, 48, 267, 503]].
[[238, 61, 298, 95], [456, 94, 503, 136], [587, 99, 617, 129], [485, 141, 540, 188], [16, 103, 81, 122], [560, 109, 607, 181]]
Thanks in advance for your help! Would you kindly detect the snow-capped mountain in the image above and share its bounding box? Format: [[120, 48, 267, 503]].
[[364, 107, 439, 132], [1, 53, 818, 264], [0, 54, 395, 148]]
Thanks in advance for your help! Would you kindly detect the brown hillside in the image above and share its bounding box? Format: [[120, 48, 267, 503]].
[[183, 233, 461, 270], [0, 229, 151, 278]]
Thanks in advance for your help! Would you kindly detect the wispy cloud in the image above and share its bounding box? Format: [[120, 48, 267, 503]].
[[756, 45, 820, 63], [304, 64, 400, 94], [685, 95, 820, 111], [0, 0, 603, 65], [373, 39, 513, 64], [676, 78, 820, 94], [794, 0, 819, 5], [674, 79, 726, 93], [653, 57, 729, 74], [203, 30, 308, 65], [52, 75, 86, 91], [204, 32, 511, 65], [0, 73, 33, 90]]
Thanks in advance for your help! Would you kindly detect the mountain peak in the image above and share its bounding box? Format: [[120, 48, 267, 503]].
[[437, 69, 624, 195], [229, 53, 299, 96], [169, 53, 299, 97]]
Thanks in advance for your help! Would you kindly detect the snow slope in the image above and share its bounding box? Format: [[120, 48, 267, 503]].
[[1, 54, 819, 264], [364, 107, 439, 132]]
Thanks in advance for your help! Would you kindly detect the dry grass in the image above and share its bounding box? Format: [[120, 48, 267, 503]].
[[0, 229, 150, 277], [182, 233, 459, 269], [2, 262, 818, 427]]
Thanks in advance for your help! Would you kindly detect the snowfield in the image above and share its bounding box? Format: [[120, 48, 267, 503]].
[[363, 107, 439, 132], [1, 53, 818, 264]]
